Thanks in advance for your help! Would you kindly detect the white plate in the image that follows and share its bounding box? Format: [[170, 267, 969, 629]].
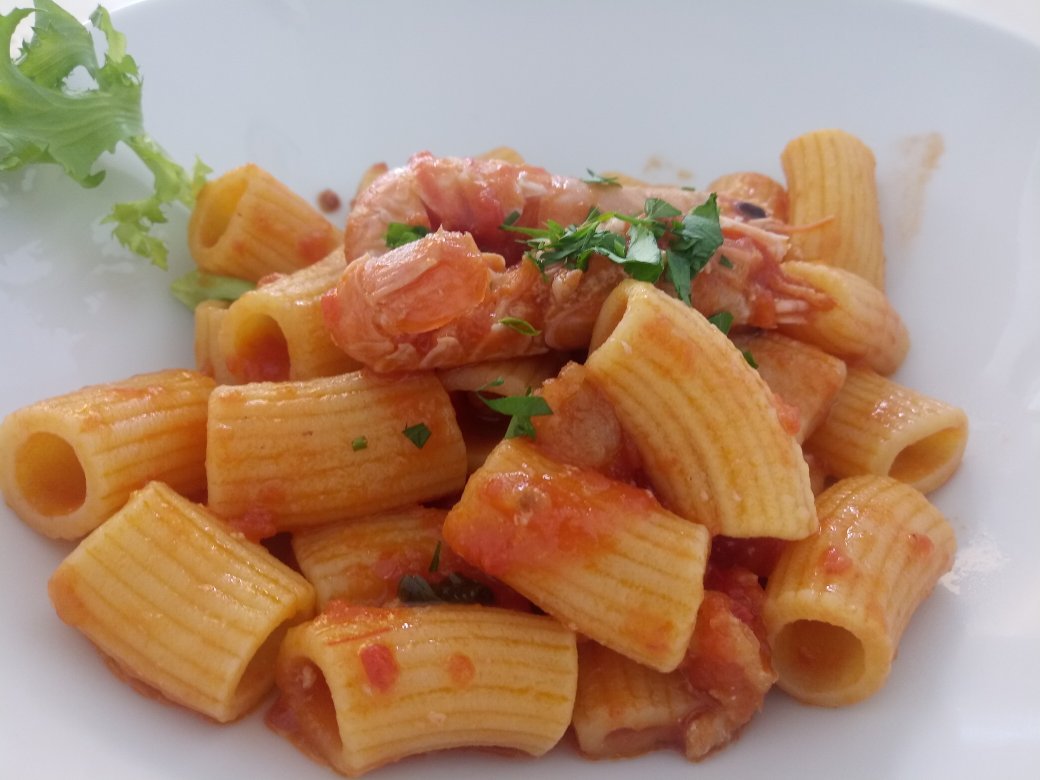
[[2, 0, 1039, 778]]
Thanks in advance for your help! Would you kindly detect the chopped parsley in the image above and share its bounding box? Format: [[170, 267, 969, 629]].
[[707, 310, 735, 335], [402, 422, 431, 449], [385, 222, 430, 248], [581, 169, 621, 186], [397, 572, 494, 605], [498, 316, 541, 336], [476, 378, 553, 440], [501, 194, 725, 306], [351, 436, 368, 452]]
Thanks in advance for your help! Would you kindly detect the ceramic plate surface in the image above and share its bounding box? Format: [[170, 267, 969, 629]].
[[1, 1, 1039, 778]]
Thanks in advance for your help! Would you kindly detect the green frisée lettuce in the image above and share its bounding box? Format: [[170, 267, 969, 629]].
[[0, 0, 208, 269]]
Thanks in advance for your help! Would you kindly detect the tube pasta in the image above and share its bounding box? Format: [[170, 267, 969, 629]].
[[573, 641, 703, 759], [804, 366, 969, 494], [291, 505, 446, 608], [0, 369, 214, 539], [730, 331, 847, 443], [585, 280, 817, 540], [777, 260, 909, 374], [193, 299, 236, 384], [268, 603, 577, 776], [218, 248, 361, 383], [762, 475, 955, 706], [206, 370, 467, 532], [188, 163, 341, 281], [781, 129, 886, 289], [443, 437, 710, 672], [47, 481, 316, 722]]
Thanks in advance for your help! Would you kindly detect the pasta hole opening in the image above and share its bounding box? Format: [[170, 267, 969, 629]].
[[228, 314, 290, 382], [197, 173, 249, 248], [772, 619, 865, 697], [15, 433, 86, 516], [233, 620, 292, 714], [889, 426, 965, 486], [288, 659, 342, 757]]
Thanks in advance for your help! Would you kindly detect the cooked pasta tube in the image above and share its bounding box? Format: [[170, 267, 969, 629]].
[[0, 369, 214, 539], [194, 299, 235, 384], [268, 603, 577, 776], [585, 280, 817, 540], [776, 261, 909, 374], [762, 475, 955, 706], [291, 505, 446, 608], [188, 163, 341, 281], [442, 437, 710, 672], [804, 366, 968, 494], [781, 129, 886, 289], [573, 641, 703, 759], [219, 248, 360, 383], [436, 353, 564, 398], [730, 331, 847, 443], [47, 481, 315, 722], [206, 370, 467, 532]]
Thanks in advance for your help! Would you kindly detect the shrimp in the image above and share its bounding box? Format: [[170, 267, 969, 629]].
[[325, 153, 830, 372]]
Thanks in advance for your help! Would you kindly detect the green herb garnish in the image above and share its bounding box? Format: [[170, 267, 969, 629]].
[[0, 1, 209, 268], [498, 316, 541, 336], [397, 572, 494, 605], [169, 270, 254, 309], [476, 378, 553, 440], [581, 169, 621, 186], [385, 222, 430, 248], [707, 310, 735, 335], [502, 194, 724, 306], [402, 422, 431, 449], [351, 436, 368, 452]]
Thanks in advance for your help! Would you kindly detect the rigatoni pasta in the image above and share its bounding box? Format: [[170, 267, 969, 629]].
[[804, 366, 969, 493], [188, 163, 342, 281], [48, 481, 315, 722], [0, 369, 214, 539], [3, 129, 972, 777], [585, 279, 817, 540], [762, 475, 956, 706], [206, 370, 467, 531], [443, 437, 711, 672], [268, 603, 577, 776], [781, 128, 887, 289]]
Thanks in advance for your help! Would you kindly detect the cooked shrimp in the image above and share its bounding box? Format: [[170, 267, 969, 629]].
[[326, 154, 831, 371]]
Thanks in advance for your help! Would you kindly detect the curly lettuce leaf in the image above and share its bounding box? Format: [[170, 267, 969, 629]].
[[0, 1, 207, 268]]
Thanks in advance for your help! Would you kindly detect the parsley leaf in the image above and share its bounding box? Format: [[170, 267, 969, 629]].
[[169, 270, 255, 309], [476, 379, 553, 440], [402, 422, 431, 448], [707, 310, 734, 335], [581, 169, 621, 186], [351, 436, 368, 452], [397, 572, 494, 605], [498, 316, 541, 336], [0, 1, 208, 268], [385, 222, 430, 248], [500, 194, 724, 307]]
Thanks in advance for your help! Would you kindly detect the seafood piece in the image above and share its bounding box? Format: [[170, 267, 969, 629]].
[[326, 154, 830, 372]]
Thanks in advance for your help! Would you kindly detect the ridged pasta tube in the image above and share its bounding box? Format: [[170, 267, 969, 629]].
[[782, 128, 887, 289], [585, 280, 817, 540], [188, 163, 341, 281], [762, 475, 956, 706], [48, 481, 315, 722], [206, 370, 467, 532], [268, 603, 577, 776], [218, 248, 360, 383], [805, 366, 969, 494], [0, 369, 214, 539]]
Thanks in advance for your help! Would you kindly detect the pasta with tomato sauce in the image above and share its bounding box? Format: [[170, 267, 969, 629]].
[[0, 130, 964, 776]]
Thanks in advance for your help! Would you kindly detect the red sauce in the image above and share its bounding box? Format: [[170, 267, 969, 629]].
[[297, 228, 337, 264], [358, 642, 399, 694], [820, 545, 854, 575], [448, 652, 476, 687]]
